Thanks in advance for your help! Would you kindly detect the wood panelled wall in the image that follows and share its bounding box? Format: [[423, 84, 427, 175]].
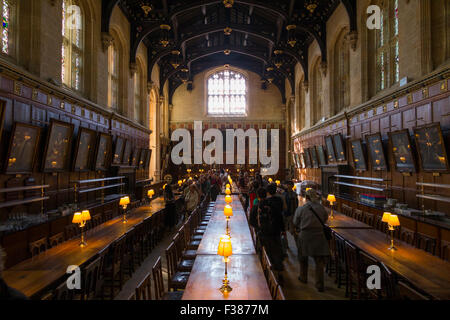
[[293, 71, 450, 251], [169, 121, 286, 179], [0, 65, 152, 267]]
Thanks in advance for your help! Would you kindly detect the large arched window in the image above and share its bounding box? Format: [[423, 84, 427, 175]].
[[1, 0, 14, 56], [207, 69, 247, 116], [430, 0, 450, 69], [333, 28, 350, 115], [61, 0, 83, 91], [376, 0, 399, 92], [311, 59, 323, 125], [108, 43, 119, 110]]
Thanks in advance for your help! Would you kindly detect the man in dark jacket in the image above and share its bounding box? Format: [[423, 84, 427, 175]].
[[293, 189, 330, 292], [258, 184, 285, 275], [0, 246, 27, 300]]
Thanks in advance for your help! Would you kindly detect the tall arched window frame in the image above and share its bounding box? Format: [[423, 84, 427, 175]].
[[134, 69, 142, 124], [61, 0, 84, 92], [108, 43, 119, 110], [376, 0, 399, 92], [311, 60, 323, 125], [1, 0, 15, 56], [334, 28, 350, 115], [207, 69, 247, 116]]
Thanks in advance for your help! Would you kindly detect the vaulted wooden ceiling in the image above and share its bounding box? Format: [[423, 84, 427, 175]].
[[101, 0, 357, 103]]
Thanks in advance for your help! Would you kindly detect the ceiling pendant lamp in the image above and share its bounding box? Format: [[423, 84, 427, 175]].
[[223, 0, 234, 8], [180, 66, 189, 83], [286, 25, 297, 47], [305, 0, 318, 13], [224, 49, 231, 55], [273, 50, 284, 68], [170, 50, 181, 69], [224, 27, 232, 36], [140, 1, 152, 16], [266, 66, 275, 84], [159, 24, 171, 47]]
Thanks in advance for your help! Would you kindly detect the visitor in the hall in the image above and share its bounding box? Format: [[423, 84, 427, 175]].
[[248, 180, 260, 212], [238, 172, 249, 212], [258, 184, 285, 281], [283, 180, 299, 238], [293, 188, 330, 292], [163, 183, 177, 231], [0, 246, 27, 300], [185, 183, 200, 214]]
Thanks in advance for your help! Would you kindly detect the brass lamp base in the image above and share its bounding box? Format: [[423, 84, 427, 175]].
[[79, 241, 87, 248], [388, 245, 397, 251], [219, 279, 233, 293]]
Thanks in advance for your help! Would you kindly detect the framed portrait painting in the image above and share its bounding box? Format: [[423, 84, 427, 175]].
[[122, 140, 132, 165], [350, 139, 367, 171], [95, 133, 112, 171], [5, 122, 41, 174], [42, 119, 74, 172], [131, 148, 141, 167], [388, 129, 416, 173], [112, 136, 125, 165], [316, 145, 327, 167], [73, 127, 96, 172], [139, 148, 146, 169], [325, 136, 337, 163], [414, 123, 449, 172], [366, 133, 388, 171]]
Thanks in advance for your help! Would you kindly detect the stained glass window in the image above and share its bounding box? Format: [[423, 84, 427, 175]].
[[62, 0, 83, 91], [376, 0, 399, 92], [108, 44, 119, 110], [207, 70, 247, 116], [1, 0, 12, 55]]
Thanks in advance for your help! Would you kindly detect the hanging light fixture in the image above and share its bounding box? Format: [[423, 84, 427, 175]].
[[140, 1, 152, 16], [180, 66, 189, 83], [223, 0, 234, 8], [224, 49, 231, 55], [266, 66, 275, 84], [286, 24, 297, 47], [159, 24, 171, 47], [305, 0, 318, 13], [224, 27, 232, 36], [273, 50, 284, 68], [170, 50, 181, 69]]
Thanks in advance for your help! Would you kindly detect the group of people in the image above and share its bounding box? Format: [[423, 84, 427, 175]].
[[238, 172, 330, 293]]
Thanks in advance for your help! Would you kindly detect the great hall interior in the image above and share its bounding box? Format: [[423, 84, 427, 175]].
[[0, 0, 449, 303]]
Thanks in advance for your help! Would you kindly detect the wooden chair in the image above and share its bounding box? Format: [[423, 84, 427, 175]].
[[29, 237, 48, 257], [152, 257, 183, 300], [379, 262, 398, 300], [398, 227, 415, 246], [274, 285, 286, 300], [95, 245, 109, 300], [53, 281, 74, 300], [80, 256, 101, 300], [333, 233, 347, 291], [341, 204, 353, 217], [440, 239, 450, 261], [267, 268, 279, 299], [64, 224, 79, 240], [415, 232, 437, 256], [165, 242, 190, 291], [103, 235, 126, 299], [91, 214, 103, 228], [261, 247, 273, 281], [397, 281, 430, 300], [363, 212, 375, 227], [358, 251, 381, 300], [353, 209, 363, 222], [373, 214, 386, 233], [49, 232, 65, 248], [135, 271, 152, 300], [344, 241, 363, 299], [173, 232, 195, 272]]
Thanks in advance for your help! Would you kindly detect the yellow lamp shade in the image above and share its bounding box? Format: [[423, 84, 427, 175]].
[[306, 188, 312, 192], [163, 184, 167, 190], [225, 188, 231, 195], [225, 195, 232, 204], [292, 185, 297, 191], [268, 178, 273, 183], [189, 177, 193, 181], [148, 189, 155, 197], [217, 236, 232, 257], [72, 212, 83, 224], [178, 180, 182, 186], [327, 194, 336, 203], [224, 205, 233, 217], [183, 179, 186, 183], [81, 210, 91, 221], [388, 214, 400, 227], [226, 184, 230, 189], [382, 212, 391, 223], [119, 196, 130, 206]]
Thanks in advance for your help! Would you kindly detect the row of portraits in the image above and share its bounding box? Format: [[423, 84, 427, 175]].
[[293, 123, 449, 173], [1, 118, 152, 174]]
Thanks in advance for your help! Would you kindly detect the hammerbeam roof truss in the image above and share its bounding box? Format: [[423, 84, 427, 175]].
[[101, 0, 357, 101]]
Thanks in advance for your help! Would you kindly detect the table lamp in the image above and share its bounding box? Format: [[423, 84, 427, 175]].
[[178, 180, 182, 187], [225, 195, 232, 204], [147, 189, 155, 206], [224, 205, 233, 235], [276, 180, 280, 186], [226, 184, 230, 189], [387, 214, 400, 251], [225, 188, 231, 195], [327, 194, 336, 220], [119, 196, 130, 223], [72, 210, 91, 247], [217, 235, 233, 294], [268, 178, 273, 183], [292, 185, 297, 191]]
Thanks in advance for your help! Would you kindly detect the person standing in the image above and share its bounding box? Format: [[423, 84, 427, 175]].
[[238, 172, 249, 213], [163, 183, 177, 231], [293, 188, 330, 292], [0, 246, 27, 300]]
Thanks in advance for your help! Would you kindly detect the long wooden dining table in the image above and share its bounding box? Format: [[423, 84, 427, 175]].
[[182, 195, 272, 300], [2, 197, 168, 299]]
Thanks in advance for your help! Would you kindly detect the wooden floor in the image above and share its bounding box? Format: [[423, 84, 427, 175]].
[[116, 218, 348, 300]]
